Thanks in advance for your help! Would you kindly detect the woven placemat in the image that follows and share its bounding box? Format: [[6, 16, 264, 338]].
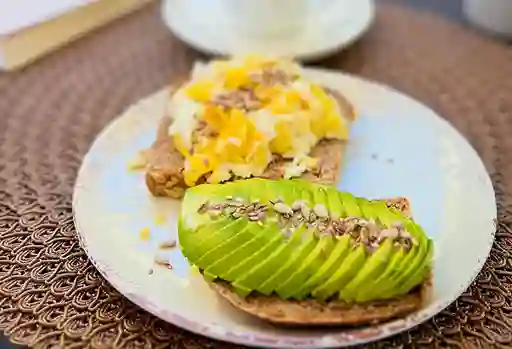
[[0, 2, 511, 348]]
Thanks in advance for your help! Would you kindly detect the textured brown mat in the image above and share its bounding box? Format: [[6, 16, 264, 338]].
[[0, 2, 511, 348]]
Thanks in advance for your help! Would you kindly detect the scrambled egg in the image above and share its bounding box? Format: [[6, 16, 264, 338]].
[[166, 55, 354, 186]]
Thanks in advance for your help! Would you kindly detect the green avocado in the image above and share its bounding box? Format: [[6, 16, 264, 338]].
[[196, 218, 252, 266], [178, 178, 433, 303], [203, 222, 274, 280], [231, 224, 306, 296], [338, 238, 394, 302], [356, 246, 407, 302], [276, 234, 335, 300], [325, 187, 345, 219], [310, 185, 328, 209], [178, 182, 239, 232], [397, 238, 434, 294], [259, 227, 317, 294], [357, 197, 379, 222], [380, 221, 428, 299], [294, 234, 351, 299], [312, 244, 367, 300], [338, 192, 362, 217], [236, 224, 306, 296], [181, 218, 241, 261]]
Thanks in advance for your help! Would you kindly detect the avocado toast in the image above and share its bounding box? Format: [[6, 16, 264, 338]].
[[178, 179, 434, 326], [141, 55, 356, 199]]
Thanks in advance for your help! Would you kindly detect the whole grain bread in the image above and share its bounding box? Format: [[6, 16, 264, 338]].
[[144, 85, 356, 199], [209, 197, 432, 327]]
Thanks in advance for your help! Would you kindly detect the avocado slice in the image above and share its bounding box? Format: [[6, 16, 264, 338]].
[[181, 218, 241, 261], [310, 185, 328, 209], [258, 227, 317, 295], [179, 182, 240, 232], [203, 222, 275, 280], [245, 178, 279, 204], [357, 197, 379, 222], [338, 192, 362, 217], [355, 245, 406, 302], [276, 234, 335, 299], [312, 244, 367, 300], [380, 221, 428, 299], [325, 187, 345, 219], [374, 199, 408, 228], [228, 224, 306, 296], [178, 179, 433, 303], [196, 218, 253, 266], [397, 238, 434, 294], [293, 234, 351, 299], [338, 238, 395, 302]]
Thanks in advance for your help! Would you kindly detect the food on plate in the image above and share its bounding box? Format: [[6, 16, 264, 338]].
[[178, 178, 433, 326], [141, 55, 356, 199]]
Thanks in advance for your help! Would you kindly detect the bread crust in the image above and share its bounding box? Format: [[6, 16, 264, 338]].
[[144, 85, 354, 198], [209, 197, 432, 327], [210, 281, 426, 326]]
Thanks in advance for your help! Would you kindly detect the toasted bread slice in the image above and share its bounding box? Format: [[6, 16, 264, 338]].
[[209, 197, 432, 326], [144, 86, 355, 199]]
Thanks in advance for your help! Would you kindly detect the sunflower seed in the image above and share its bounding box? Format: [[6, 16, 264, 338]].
[[159, 240, 177, 249], [313, 204, 329, 218], [392, 221, 404, 230], [300, 205, 310, 218], [209, 210, 221, 218], [379, 228, 399, 240], [291, 200, 304, 211], [400, 231, 412, 239], [274, 202, 293, 215]]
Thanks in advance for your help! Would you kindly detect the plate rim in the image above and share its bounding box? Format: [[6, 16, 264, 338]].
[[73, 69, 497, 348], [160, 0, 376, 61]]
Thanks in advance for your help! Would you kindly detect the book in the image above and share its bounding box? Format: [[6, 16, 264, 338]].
[[0, 0, 153, 71]]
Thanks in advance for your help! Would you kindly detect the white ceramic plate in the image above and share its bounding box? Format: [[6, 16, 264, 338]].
[[73, 65, 497, 348], [160, 0, 375, 61]]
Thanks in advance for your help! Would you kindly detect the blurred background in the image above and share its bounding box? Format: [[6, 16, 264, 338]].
[[0, 0, 509, 72]]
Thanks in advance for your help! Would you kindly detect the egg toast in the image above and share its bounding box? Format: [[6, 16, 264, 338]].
[[178, 179, 433, 326], [143, 56, 356, 199]]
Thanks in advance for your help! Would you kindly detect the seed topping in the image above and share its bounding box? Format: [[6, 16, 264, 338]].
[[197, 196, 417, 252]]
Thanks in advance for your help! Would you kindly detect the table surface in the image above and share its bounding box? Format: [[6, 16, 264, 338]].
[[0, 0, 503, 348]]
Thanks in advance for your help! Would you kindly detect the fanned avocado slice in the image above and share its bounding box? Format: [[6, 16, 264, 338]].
[[355, 245, 407, 302], [370, 199, 402, 227], [204, 221, 274, 280], [244, 178, 278, 203], [397, 238, 434, 294], [181, 218, 241, 261], [294, 234, 351, 299], [338, 238, 395, 302], [229, 229, 299, 297], [179, 179, 433, 304], [351, 199, 411, 301], [325, 187, 345, 219], [312, 244, 367, 300], [258, 227, 317, 295], [276, 234, 335, 300], [179, 182, 240, 232], [380, 221, 428, 299], [196, 218, 252, 266], [338, 192, 362, 217], [310, 185, 328, 209], [357, 197, 380, 222], [232, 224, 306, 296]]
